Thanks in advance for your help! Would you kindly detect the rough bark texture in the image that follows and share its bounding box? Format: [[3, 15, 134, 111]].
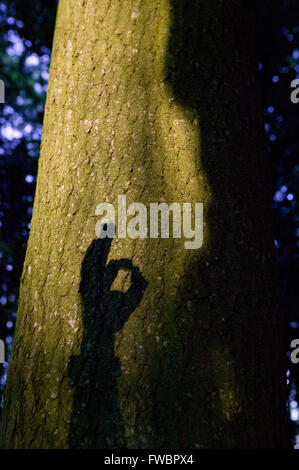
[[0, 0, 289, 448]]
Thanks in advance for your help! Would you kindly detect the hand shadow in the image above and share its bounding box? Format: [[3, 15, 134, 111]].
[[68, 224, 148, 448]]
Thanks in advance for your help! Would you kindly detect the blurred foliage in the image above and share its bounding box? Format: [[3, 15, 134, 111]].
[[0, 0, 298, 446], [257, 1, 299, 444], [0, 0, 57, 403]]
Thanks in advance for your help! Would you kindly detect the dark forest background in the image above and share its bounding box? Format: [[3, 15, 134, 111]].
[[0, 0, 298, 447]]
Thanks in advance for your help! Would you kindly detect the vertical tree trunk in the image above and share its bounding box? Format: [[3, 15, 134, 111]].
[[0, 0, 289, 448]]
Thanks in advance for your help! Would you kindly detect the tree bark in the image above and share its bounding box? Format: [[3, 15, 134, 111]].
[[0, 0, 289, 448]]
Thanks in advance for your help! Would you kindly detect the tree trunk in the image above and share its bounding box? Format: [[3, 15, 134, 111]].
[[0, 0, 289, 448]]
